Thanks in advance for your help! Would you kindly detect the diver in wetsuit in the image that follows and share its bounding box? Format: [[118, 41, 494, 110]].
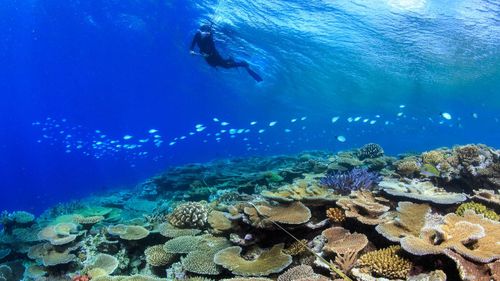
[[190, 24, 263, 82]]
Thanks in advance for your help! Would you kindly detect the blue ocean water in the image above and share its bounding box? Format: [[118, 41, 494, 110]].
[[1, 0, 499, 213]]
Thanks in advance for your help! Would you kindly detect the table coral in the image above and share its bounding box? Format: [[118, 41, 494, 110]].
[[336, 190, 393, 225], [379, 179, 467, 204], [261, 177, 339, 204], [400, 210, 500, 263], [375, 202, 431, 242], [214, 243, 292, 276]]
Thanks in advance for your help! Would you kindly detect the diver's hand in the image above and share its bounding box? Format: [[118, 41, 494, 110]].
[[190, 50, 196, 55]]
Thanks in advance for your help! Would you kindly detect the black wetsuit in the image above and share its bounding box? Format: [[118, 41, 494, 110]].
[[190, 31, 248, 69]]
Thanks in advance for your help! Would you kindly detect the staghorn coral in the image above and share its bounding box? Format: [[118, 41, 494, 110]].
[[214, 243, 292, 276], [326, 207, 345, 223], [144, 245, 175, 267], [168, 201, 209, 229], [456, 202, 499, 221], [357, 245, 412, 280], [357, 143, 384, 160], [379, 178, 467, 204], [401, 210, 500, 263], [336, 190, 393, 225], [375, 202, 431, 242], [319, 168, 380, 195]]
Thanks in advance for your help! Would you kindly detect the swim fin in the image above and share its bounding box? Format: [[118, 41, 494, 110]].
[[246, 67, 263, 82]]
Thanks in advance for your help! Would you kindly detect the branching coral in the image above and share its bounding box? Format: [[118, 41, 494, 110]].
[[326, 208, 345, 223], [357, 245, 412, 280], [320, 168, 380, 195]]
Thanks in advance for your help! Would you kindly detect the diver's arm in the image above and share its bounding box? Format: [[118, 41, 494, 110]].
[[190, 32, 200, 54]]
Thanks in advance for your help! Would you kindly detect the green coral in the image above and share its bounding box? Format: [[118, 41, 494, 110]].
[[456, 202, 499, 221]]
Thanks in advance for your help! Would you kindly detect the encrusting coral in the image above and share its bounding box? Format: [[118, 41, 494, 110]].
[[357, 245, 412, 280]]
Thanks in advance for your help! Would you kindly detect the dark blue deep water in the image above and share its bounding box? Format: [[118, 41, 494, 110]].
[[1, 0, 499, 213]]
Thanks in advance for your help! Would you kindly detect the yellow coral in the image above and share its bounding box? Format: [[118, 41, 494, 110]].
[[326, 207, 345, 223], [456, 202, 499, 221], [358, 246, 412, 279]]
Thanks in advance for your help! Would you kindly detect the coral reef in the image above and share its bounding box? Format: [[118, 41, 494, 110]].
[[1, 144, 500, 281], [214, 244, 292, 276]]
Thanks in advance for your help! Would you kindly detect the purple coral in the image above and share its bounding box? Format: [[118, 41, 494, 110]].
[[319, 168, 380, 195]]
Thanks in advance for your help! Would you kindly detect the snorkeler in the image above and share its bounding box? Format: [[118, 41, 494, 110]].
[[190, 24, 263, 82]]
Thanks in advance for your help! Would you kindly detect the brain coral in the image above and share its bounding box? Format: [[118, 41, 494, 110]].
[[214, 243, 292, 276], [168, 202, 209, 229]]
